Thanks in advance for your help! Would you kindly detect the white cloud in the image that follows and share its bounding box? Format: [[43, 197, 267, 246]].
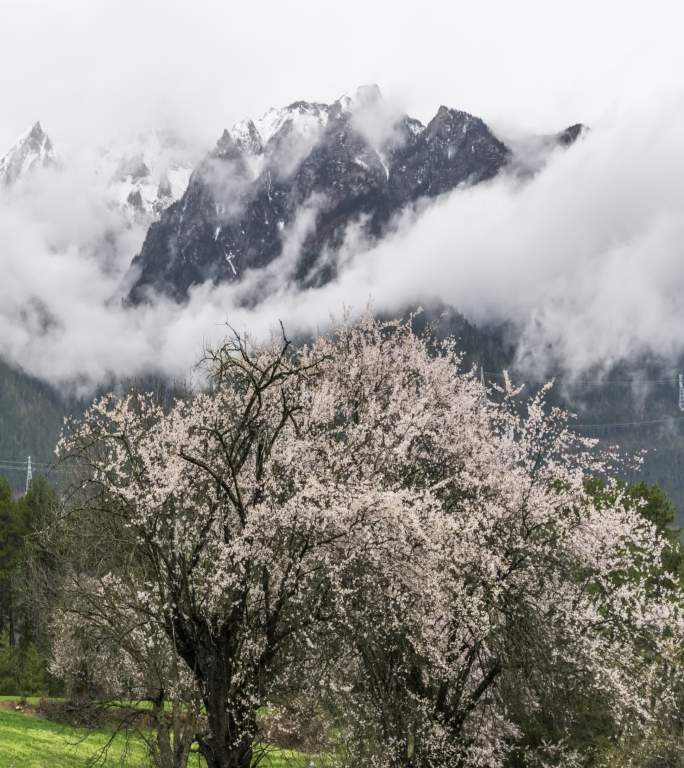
[[5, 97, 684, 391], [3, 1, 684, 391]]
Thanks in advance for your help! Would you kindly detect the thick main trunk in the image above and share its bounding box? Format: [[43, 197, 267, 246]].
[[200, 738, 253, 768], [199, 715, 255, 768], [197, 676, 256, 768], [168, 606, 260, 768]]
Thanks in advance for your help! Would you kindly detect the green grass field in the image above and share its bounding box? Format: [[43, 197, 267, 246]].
[[0, 705, 151, 768], [0, 699, 309, 768]]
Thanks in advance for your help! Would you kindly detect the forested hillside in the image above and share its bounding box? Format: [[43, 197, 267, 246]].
[[0, 360, 66, 494]]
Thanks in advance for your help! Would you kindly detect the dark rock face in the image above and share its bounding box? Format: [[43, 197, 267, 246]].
[[556, 123, 587, 147], [388, 107, 511, 205], [127, 89, 582, 303]]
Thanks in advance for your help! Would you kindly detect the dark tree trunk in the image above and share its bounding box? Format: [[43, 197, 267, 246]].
[[167, 588, 263, 768], [199, 736, 253, 768], [198, 684, 255, 768], [179, 633, 258, 768]]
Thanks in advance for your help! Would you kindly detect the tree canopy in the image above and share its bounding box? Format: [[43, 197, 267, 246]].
[[54, 316, 684, 768]]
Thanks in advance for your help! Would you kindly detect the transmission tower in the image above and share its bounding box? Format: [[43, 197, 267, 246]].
[[25, 455, 33, 495]]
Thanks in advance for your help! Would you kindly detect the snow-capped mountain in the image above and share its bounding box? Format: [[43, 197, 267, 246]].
[[0, 89, 585, 307], [0, 123, 195, 223], [94, 131, 196, 222], [232, 100, 329, 159], [128, 86, 585, 303], [0, 122, 56, 186]]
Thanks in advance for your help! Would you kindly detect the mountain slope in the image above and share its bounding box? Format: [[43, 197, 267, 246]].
[[127, 87, 582, 303], [0, 360, 66, 494]]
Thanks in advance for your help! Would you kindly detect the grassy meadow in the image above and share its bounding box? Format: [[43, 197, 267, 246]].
[[0, 698, 308, 768]]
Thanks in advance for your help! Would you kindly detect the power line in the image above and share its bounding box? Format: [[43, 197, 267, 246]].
[[0, 460, 64, 474], [479, 366, 684, 431], [0, 457, 55, 468], [572, 415, 684, 430], [482, 370, 681, 387]]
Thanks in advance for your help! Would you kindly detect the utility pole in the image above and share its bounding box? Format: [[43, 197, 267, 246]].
[[25, 455, 32, 495]]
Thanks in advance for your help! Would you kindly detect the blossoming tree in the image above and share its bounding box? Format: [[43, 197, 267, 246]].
[[57, 316, 682, 768]]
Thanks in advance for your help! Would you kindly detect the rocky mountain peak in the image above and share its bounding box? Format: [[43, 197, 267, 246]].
[[126, 90, 585, 304], [556, 123, 588, 146], [0, 120, 56, 186], [230, 119, 263, 156], [215, 129, 240, 156], [426, 107, 479, 138], [28, 121, 48, 142], [332, 83, 383, 116]]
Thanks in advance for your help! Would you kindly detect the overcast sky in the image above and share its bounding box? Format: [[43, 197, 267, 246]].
[[1, 0, 682, 149]]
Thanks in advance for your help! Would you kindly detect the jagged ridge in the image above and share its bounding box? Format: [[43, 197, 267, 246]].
[[127, 86, 585, 303], [0, 123, 195, 224]]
